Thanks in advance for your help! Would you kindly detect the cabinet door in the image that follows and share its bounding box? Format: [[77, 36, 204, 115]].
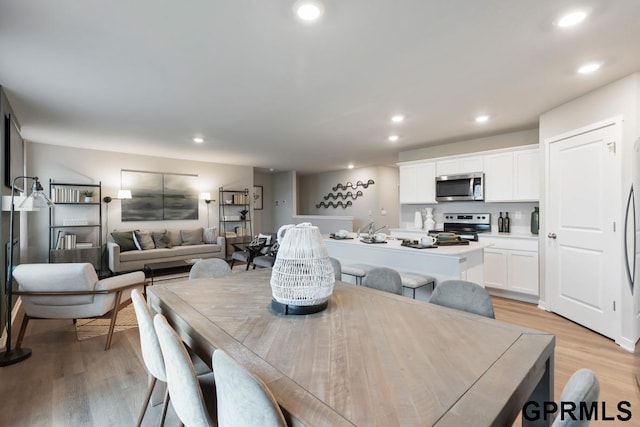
[[484, 248, 508, 289], [399, 165, 418, 203], [513, 148, 539, 201], [415, 162, 436, 203], [507, 250, 539, 295], [436, 156, 483, 176], [483, 152, 514, 202]]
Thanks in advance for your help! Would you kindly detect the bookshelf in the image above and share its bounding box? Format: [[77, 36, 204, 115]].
[[219, 187, 252, 259], [48, 180, 103, 271]]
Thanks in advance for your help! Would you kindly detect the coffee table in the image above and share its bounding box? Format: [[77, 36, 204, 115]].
[[144, 259, 197, 285]]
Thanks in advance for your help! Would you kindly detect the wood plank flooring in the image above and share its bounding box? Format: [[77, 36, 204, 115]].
[[0, 296, 638, 426]]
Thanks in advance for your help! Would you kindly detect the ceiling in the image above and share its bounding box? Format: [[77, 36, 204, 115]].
[[1, 1, 639, 175]]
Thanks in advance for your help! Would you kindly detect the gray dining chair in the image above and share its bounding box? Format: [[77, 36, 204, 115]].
[[428, 279, 495, 318], [131, 289, 211, 427], [361, 267, 403, 295], [153, 314, 217, 427], [212, 349, 287, 427], [551, 369, 599, 427], [329, 257, 342, 281], [189, 258, 232, 279]]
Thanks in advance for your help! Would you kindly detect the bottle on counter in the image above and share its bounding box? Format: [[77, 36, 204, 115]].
[[504, 212, 510, 233], [531, 207, 539, 235], [498, 212, 504, 232]]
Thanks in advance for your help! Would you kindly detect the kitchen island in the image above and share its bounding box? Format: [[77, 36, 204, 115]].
[[325, 236, 491, 299]]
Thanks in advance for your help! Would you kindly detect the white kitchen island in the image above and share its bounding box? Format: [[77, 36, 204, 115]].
[[324, 236, 491, 300]]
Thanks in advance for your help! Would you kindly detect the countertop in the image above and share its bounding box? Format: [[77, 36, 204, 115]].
[[389, 228, 540, 241], [324, 235, 491, 257]]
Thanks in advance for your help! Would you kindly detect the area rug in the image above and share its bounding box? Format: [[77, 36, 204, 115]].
[[75, 304, 138, 341]]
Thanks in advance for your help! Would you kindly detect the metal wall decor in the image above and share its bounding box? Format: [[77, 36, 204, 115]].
[[315, 200, 353, 209], [323, 190, 363, 200], [332, 179, 375, 191]]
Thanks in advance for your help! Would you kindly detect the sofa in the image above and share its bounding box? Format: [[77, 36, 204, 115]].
[[107, 227, 225, 273]]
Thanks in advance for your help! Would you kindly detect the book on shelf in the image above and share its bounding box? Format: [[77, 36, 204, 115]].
[[51, 187, 82, 203], [75, 242, 93, 249]]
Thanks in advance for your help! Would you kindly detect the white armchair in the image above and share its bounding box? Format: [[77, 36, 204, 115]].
[[12, 263, 146, 350]]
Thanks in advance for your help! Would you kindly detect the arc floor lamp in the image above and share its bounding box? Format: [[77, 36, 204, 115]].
[[0, 176, 54, 366]]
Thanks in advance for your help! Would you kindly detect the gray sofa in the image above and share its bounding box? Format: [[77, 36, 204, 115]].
[[107, 227, 225, 273]]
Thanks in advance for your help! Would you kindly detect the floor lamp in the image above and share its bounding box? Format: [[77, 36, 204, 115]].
[[102, 190, 131, 274], [200, 192, 212, 227], [0, 176, 54, 366]]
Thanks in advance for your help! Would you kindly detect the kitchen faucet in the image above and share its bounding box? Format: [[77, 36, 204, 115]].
[[356, 221, 374, 238]]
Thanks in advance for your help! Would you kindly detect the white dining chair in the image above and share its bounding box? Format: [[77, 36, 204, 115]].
[[154, 313, 217, 427], [212, 349, 287, 427], [552, 369, 599, 427], [189, 258, 232, 279], [361, 267, 403, 295], [428, 279, 495, 318]]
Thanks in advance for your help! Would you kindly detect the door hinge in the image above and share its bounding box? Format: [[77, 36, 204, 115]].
[[613, 221, 616, 232], [613, 301, 616, 311], [607, 141, 616, 153]]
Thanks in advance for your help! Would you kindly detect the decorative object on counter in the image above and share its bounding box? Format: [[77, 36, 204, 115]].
[[323, 190, 363, 200], [423, 207, 436, 231], [531, 207, 539, 235], [504, 212, 510, 233], [315, 200, 353, 209], [83, 190, 94, 203], [270, 223, 334, 315], [414, 211, 423, 229], [332, 179, 375, 191], [239, 209, 248, 220], [498, 212, 504, 232]]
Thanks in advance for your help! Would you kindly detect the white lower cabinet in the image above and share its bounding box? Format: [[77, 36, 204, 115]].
[[483, 236, 539, 299]]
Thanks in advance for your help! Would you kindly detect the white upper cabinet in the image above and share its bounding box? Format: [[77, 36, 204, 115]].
[[436, 156, 483, 176], [484, 148, 539, 202], [399, 162, 437, 204]]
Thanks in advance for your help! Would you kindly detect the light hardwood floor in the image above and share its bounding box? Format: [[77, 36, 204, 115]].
[[0, 296, 638, 426]]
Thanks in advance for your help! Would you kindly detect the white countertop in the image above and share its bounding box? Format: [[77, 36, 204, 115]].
[[324, 235, 491, 257], [389, 228, 539, 241]]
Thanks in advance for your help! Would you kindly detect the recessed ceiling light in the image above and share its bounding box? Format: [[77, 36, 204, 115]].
[[293, 1, 324, 22], [193, 137, 204, 143], [269, 168, 275, 172], [388, 135, 399, 142], [391, 115, 405, 123], [475, 115, 490, 123], [347, 163, 354, 169], [557, 11, 588, 28], [577, 62, 601, 74]]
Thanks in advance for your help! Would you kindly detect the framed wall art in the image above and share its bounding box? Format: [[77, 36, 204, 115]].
[[253, 185, 263, 210]]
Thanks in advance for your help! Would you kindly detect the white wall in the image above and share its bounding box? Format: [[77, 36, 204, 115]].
[[253, 171, 275, 234], [539, 72, 640, 349], [26, 142, 253, 263], [398, 128, 539, 162]]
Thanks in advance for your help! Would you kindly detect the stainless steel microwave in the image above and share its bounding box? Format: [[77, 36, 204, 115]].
[[435, 172, 484, 202]]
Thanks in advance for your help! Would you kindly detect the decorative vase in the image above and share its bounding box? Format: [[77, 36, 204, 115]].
[[414, 211, 423, 229], [270, 223, 334, 315], [424, 208, 436, 231], [84, 196, 93, 203]]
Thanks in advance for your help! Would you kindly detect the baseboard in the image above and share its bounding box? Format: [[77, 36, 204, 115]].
[[616, 335, 639, 353], [0, 299, 24, 351]]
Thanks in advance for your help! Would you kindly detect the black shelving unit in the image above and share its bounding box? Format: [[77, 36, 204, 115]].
[[219, 187, 252, 259], [48, 180, 103, 272]]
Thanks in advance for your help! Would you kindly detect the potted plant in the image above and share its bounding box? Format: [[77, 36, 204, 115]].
[[239, 209, 248, 220], [83, 190, 94, 203]]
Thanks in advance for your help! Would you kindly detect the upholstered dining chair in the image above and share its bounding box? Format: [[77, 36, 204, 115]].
[[212, 349, 287, 427], [131, 290, 212, 426], [428, 279, 495, 318], [153, 314, 217, 427], [551, 369, 600, 427], [329, 257, 342, 281], [12, 263, 145, 350], [361, 267, 403, 295], [189, 258, 232, 279]]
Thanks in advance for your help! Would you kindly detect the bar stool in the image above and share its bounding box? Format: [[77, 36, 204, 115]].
[[399, 272, 436, 299], [341, 263, 376, 284]]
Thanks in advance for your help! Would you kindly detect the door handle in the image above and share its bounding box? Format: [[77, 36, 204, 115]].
[[547, 233, 557, 239]]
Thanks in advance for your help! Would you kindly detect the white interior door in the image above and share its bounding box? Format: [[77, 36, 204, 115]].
[[546, 124, 619, 339]]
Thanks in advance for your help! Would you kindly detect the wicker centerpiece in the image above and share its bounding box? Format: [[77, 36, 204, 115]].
[[270, 222, 335, 315]]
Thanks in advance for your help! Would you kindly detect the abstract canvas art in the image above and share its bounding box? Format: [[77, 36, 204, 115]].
[[121, 170, 198, 221]]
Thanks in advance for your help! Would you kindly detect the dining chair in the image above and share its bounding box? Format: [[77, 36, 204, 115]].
[[189, 258, 232, 279], [329, 257, 342, 281], [131, 289, 211, 426], [212, 349, 287, 427], [428, 279, 495, 318], [361, 267, 403, 295], [551, 369, 599, 427], [153, 314, 217, 427]]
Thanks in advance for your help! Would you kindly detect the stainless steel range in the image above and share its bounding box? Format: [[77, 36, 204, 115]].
[[428, 213, 491, 241]]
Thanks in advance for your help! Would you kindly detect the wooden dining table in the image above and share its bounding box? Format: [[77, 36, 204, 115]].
[[147, 268, 555, 427]]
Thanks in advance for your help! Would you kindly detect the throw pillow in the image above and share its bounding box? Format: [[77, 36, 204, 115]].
[[257, 233, 272, 245], [133, 230, 156, 250], [111, 231, 138, 252], [152, 230, 173, 249], [181, 228, 204, 245], [203, 227, 217, 244]]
